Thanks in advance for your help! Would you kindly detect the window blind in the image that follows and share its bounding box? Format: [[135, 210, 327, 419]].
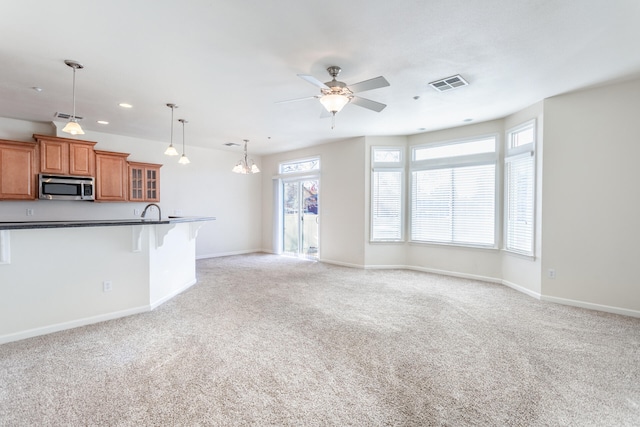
[[372, 170, 403, 240], [411, 164, 495, 246], [505, 152, 534, 254]]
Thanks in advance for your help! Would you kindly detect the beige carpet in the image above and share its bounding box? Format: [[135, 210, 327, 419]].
[[1, 253, 639, 426]]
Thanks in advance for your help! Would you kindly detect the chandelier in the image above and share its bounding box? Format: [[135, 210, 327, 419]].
[[232, 140, 260, 174]]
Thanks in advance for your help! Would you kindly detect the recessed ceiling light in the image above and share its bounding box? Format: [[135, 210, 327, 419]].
[[97, 120, 109, 125], [417, 128, 426, 131], [463, 118, 473, 122], [32, 86, 43, 93], [223, 142, 240, 147], [118, 103, 133, 108]]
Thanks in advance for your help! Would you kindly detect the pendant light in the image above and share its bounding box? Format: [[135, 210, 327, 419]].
[[232, 140, 260, 174], [61, 60, 85, 135], [164, 103, 179, 156], [178, 119, 190, 164]]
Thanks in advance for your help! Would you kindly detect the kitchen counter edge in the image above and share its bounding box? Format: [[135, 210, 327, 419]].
[[0, 216, 216, 230]]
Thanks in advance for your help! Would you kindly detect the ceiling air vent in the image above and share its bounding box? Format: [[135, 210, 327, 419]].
[[429, 75, 468, 92], [54, 112, 83, 120]]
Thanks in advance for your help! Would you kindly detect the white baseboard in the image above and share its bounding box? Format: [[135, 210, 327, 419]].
[[320, 258, 365, 269], [541, 295, 640, 318], [403, 265, 502, 285], [0, 305, 150, 345], [360, 263, 502, 285], [501, 279, 542, 300], [196, 249, 263, 260], [149, 278, 197, 310], [340, 261, 638, 318], [363, 264, 407, 270]]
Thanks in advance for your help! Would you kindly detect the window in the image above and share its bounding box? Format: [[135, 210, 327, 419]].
[[371, 147, 404, 241], [411, 136, 497, 247], [505, 121, 535, 255], [279, 157, 319, 174]]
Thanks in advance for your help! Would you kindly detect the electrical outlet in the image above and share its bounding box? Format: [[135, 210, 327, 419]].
[[133, 209, 140, 216], [173, 209, 183, 216], [103, 281, 113, 292], [548, 269, 556, 279], [26, 209, 34, 216]]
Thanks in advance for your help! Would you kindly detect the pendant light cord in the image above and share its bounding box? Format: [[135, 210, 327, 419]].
[[182, 120, 186, 155], [170, 107, 174, 146], [71, 67, 77, 120]]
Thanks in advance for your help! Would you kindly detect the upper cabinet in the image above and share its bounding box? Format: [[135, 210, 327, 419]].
[[95, 150, 130, 202], [128, 162, 162, 202], [0, 140, 37, 200], [1, 134, 163, 203], [34, 135, 96, 176]]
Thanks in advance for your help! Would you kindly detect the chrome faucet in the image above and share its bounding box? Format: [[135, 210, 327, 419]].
[[141, 203, 162, 221]]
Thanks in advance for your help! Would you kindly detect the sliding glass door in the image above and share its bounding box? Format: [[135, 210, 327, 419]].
[[283, 179, 318, 259]]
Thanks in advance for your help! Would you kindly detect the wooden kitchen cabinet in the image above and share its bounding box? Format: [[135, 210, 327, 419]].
[[34, 135, 96, 176], [128, 162, 162, 202], [0, 140, 37, 200], [95, 150, 130, 201]]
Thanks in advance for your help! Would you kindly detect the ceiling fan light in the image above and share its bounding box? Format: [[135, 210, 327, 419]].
[[62, 120, 84, 135], [320, 94, 349, 113]]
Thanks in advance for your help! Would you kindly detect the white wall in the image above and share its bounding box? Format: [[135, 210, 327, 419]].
[[0, 117, 262, 258], [541, 78, 640, 314]]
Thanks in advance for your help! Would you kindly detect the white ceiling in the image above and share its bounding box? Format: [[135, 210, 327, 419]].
[[1, 0, 639, 155]]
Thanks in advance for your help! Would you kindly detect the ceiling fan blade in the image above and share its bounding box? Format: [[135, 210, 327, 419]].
[[351, 96, 387, 112], [275, 95, 319, 104], [348, 76, 390, 93], [297, 74, 330, 89]]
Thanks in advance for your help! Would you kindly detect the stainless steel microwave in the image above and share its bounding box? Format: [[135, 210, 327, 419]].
[[38, 174, 95, 201]]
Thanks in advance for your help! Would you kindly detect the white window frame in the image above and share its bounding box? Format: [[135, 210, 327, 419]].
[[410, 134, 499, 249], [370, 146, 405, 242], [278, 156, 320, 175], [504, 120, 536, 257]]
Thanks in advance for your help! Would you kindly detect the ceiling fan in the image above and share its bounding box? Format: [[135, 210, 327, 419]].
[[279, 66, 390, 128]]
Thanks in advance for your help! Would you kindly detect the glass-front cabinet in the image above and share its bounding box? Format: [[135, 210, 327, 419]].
[[128, 162, 161, 202]]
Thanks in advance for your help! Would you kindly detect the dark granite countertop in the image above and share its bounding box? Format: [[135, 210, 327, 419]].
[[0, 216, 216, 230]]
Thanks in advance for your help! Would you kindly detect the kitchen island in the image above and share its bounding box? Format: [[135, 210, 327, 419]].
[[0, 217, 214, 344]]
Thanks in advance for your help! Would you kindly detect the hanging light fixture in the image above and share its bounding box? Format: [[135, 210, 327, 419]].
[[319, 93, 350, 114], [62, 60, 85, 135], [177, 119, 190, 164], [164, 103, 179, 156], [320, 93, 350, 130], [232, 140, 260, 174]]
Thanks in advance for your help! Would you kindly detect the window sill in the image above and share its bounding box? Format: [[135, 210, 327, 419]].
[[408, 240, 499, 251]]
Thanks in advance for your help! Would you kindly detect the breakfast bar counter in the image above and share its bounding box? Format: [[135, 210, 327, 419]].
[[0, 217, 215, 344], [0, 216, 215, 230]]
